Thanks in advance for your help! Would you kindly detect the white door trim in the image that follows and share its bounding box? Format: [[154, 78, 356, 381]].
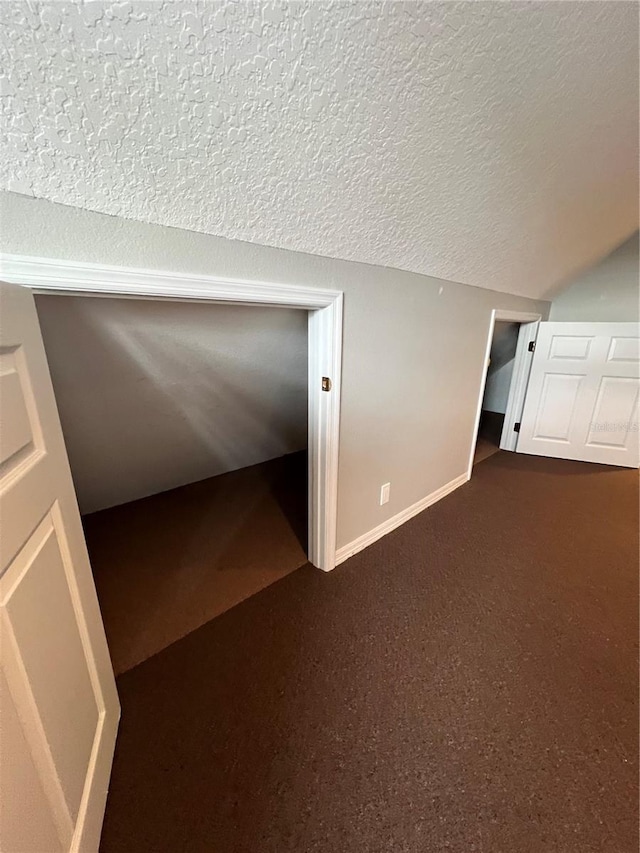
[[467, 308, 542, 479], [0, 253, 343, 572], [499, 318, 541, 452]]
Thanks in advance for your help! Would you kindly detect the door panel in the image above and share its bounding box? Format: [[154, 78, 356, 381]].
[[608, 336, 640, 362], [0, 352, 35, 467], [533, 373, 584, 441], [3, 511, 100, 821], [517, 322, 640, 467], [586, 377, 639, 450], [548, 334, 593, 360], [0, 669, 64, 853], [0, 281, 119, 852]]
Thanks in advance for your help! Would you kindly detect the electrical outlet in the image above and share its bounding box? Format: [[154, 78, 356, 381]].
[[380, 483, 391, 505]]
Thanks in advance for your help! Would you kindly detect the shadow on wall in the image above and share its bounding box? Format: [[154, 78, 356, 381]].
[[35, 295, 308, 513], [548, 230, 640, 321]]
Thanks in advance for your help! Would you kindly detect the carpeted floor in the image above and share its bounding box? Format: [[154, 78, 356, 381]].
[[100, 452, 639, 853], [84, 452, 308, 674], [473, 437, 500, 466], [474, 410, 504, 466]]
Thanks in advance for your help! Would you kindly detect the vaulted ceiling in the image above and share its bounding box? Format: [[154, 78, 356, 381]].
[[1, 1, 638, 298]]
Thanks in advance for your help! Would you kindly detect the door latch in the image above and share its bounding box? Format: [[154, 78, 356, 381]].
[[528, 341, 536, 352], [322, 377, 332, 392]]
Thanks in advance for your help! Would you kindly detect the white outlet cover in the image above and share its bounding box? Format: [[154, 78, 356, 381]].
[[380, 483, 391, 505]]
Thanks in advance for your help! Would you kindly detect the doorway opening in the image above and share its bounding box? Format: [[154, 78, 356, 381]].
[[475, 320, 520, 465], [468, 309, 541, 477], [35, 293, 320, 673], [3, 251, 343, 677]]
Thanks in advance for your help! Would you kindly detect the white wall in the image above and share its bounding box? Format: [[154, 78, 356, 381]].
[[483, 322, 520, 414], [550, 232, 639, 322], [0, 192, 550, 550], [34, 295, 307, 514]]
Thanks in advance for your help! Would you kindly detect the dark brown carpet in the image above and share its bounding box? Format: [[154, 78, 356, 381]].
[[84, 452, 307, 674], [100, 452, 639, 853], [474, 410, 504, 466]]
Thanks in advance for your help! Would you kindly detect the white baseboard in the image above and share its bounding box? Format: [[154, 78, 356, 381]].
[[335, 472, 469, 566]]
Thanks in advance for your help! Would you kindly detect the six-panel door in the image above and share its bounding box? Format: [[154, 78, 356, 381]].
[[517, 322, 640, 467], [0, 282, 119, 852]]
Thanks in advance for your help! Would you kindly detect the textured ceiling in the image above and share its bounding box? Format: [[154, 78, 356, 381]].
[[1, 1, 638, 298]]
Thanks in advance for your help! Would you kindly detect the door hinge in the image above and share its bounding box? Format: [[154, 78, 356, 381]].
[[513, 422, 521, 433], [528, 340, 536, 352], [322, 377, 332, 392]]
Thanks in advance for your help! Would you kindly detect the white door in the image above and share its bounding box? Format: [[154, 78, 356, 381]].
[[0, 282, 119, 852], [517, 322, 640, 467]]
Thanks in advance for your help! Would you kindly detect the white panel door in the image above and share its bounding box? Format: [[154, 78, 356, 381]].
[[0, 282, 119, 852], [517, 322, 639, 467]]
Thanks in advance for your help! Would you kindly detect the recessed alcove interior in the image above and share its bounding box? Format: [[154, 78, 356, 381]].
[[34, 292, 310, 674]]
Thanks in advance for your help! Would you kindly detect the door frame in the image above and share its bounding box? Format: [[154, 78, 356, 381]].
[[467, 308, 542, 479], [0, 253, 343, 572]]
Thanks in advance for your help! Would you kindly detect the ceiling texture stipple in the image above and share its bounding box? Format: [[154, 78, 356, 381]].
[[0, 1, 638, 298]]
